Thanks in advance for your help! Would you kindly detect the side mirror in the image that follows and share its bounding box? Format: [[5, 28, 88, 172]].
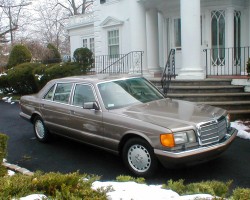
[[83, 102, 100, 110]]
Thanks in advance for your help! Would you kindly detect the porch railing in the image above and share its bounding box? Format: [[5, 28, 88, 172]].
[[161, 49, 175, 94], [94, 51, 143, 75], [203, 47, 250, 77]]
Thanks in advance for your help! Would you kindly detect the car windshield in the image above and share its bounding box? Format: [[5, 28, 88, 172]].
[[98, 77, 164, 109]]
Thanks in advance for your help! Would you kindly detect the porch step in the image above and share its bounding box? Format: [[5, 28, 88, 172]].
[[228, 110, 250, 121], [151, 79, 233, 87], [151, 77, 250, 119], [168, 85, 244, 93], [198, 101, 250, 111], [167, 92, 250, 102]]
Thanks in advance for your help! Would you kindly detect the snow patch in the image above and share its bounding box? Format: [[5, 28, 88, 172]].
[[231, 121, 250, 140]]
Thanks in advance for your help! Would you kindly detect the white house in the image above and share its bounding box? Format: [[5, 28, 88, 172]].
[[67, 0, 250, 79]]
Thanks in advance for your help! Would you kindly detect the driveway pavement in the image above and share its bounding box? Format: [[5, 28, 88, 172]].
[[0, 100, 250, 189]]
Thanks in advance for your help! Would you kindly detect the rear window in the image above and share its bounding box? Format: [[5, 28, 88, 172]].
[[53, 83, 73, 104]]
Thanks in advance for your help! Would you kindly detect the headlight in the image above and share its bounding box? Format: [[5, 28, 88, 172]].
[[174, 130, 196, 145], [174, 132, 188, 145], [160, 130, 196, 147]]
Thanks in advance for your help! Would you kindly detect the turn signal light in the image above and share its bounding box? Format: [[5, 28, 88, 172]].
[[160, 134, 175, 148]]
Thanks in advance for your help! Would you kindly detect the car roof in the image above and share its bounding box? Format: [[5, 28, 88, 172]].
[[53, 74, 143, 84]]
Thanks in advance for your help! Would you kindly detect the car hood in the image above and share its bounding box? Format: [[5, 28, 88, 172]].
[[112, 99, 226, 131]]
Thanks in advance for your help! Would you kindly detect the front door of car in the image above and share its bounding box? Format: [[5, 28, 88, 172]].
[[40, 82, 73, 135], [67, 83, 104, 146]]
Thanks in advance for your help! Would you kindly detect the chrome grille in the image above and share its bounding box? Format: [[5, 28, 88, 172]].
[[197, 117, 227, 146]]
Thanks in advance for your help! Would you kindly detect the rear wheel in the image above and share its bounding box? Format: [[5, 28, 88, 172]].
[[33, 116, 50, 142], [122, 138, 158, 177]]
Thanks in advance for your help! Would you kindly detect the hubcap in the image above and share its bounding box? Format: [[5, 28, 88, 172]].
[[127, 144, 151, 173], [35, 120, 45, 139]]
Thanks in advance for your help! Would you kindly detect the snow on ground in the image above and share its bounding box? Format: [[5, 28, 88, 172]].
[[1, 97, 249, 200], [92, 181, 215, 200], [231, 121, 250, 140]]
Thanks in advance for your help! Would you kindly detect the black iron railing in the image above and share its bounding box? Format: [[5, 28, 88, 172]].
[[203, 47, 250, 77], [161, 49, 175, 94], [94, 51, 143, 74]]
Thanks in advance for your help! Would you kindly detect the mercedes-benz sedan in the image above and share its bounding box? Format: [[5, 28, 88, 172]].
[[20, 76, 237, 177]]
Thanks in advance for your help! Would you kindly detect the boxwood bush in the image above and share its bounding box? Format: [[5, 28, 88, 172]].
[[36, 62, 85, 88], [0, 62, 90, 95], [0, 63, 40, 95], [0, 133, 8, 177], [73, 47, 94, 71], [7, 44, 32, 68]]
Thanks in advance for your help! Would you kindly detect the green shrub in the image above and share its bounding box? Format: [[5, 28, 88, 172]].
[[232, 188, 250, 200], [116, 175, 145, 184], [73, 47, 94, 70], [2, 63, 40, 95], [186, 180, 232, 198], [7, 44, 32, 68], [38, 62, 85, 88], [0, 133, 8, 177], [0, 171, 108, 199], [163, 179, 186, 195], [162, 179, 232, 198], [0, 62, 88, 95], [0, 74, 13, 94], [43, 43, 61, 64]]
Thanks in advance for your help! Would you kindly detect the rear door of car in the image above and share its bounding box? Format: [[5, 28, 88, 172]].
[[67, 83, 104, 146], [40, 82, 74, 135]]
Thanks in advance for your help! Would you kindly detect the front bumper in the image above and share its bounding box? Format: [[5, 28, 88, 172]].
[[154, 127, 238, 168]]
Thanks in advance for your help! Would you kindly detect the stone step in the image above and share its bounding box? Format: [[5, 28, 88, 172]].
[[150, 78, 232, 87], [150, 78, 250, 119], [167, 93, 250, 102], [198, 101, 250, 110], [227, 110, 250, 121], [166, 85, 245, 93]]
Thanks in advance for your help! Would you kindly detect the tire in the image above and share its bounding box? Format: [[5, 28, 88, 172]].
[[122, 137, 158, 177], [33, 116, 50, 143]]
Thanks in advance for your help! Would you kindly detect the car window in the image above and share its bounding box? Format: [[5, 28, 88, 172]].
[[72, 84, 96, 107], [53, 83, 73, 104], [44, 84, 56, 100], [98, 77, 164, 109]]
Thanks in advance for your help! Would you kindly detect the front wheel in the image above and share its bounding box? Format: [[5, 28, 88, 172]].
[[33, 116, 50, 143], [122, 138, 158, 177]]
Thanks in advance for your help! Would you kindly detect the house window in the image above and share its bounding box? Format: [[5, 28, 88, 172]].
[[108, 29, 119, 58], [100, 0, 106, 4], [90, 38, 95, 54], [211, 10, 225, 66], [174, 18, 181, 48], [234, 11, 241, 66], [83, 39, 88, 48]]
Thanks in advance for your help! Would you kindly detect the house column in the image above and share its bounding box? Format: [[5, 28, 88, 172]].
[[177, 0, 205, 79], [146, 8, 161, 77], [129, 0, 148, 75], [226, 7, 234, 74]]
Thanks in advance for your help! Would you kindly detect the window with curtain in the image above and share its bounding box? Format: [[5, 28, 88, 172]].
[[108, 29, 119, 58], [90, 38, 95, 54], [174, 18, 181, 48], [211, 10, 225, 66], [83, 39, 88, 48], [234, 10, 241, 66]]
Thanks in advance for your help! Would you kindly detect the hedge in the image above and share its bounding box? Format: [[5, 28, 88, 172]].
[[0, 133, 8, 177]]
